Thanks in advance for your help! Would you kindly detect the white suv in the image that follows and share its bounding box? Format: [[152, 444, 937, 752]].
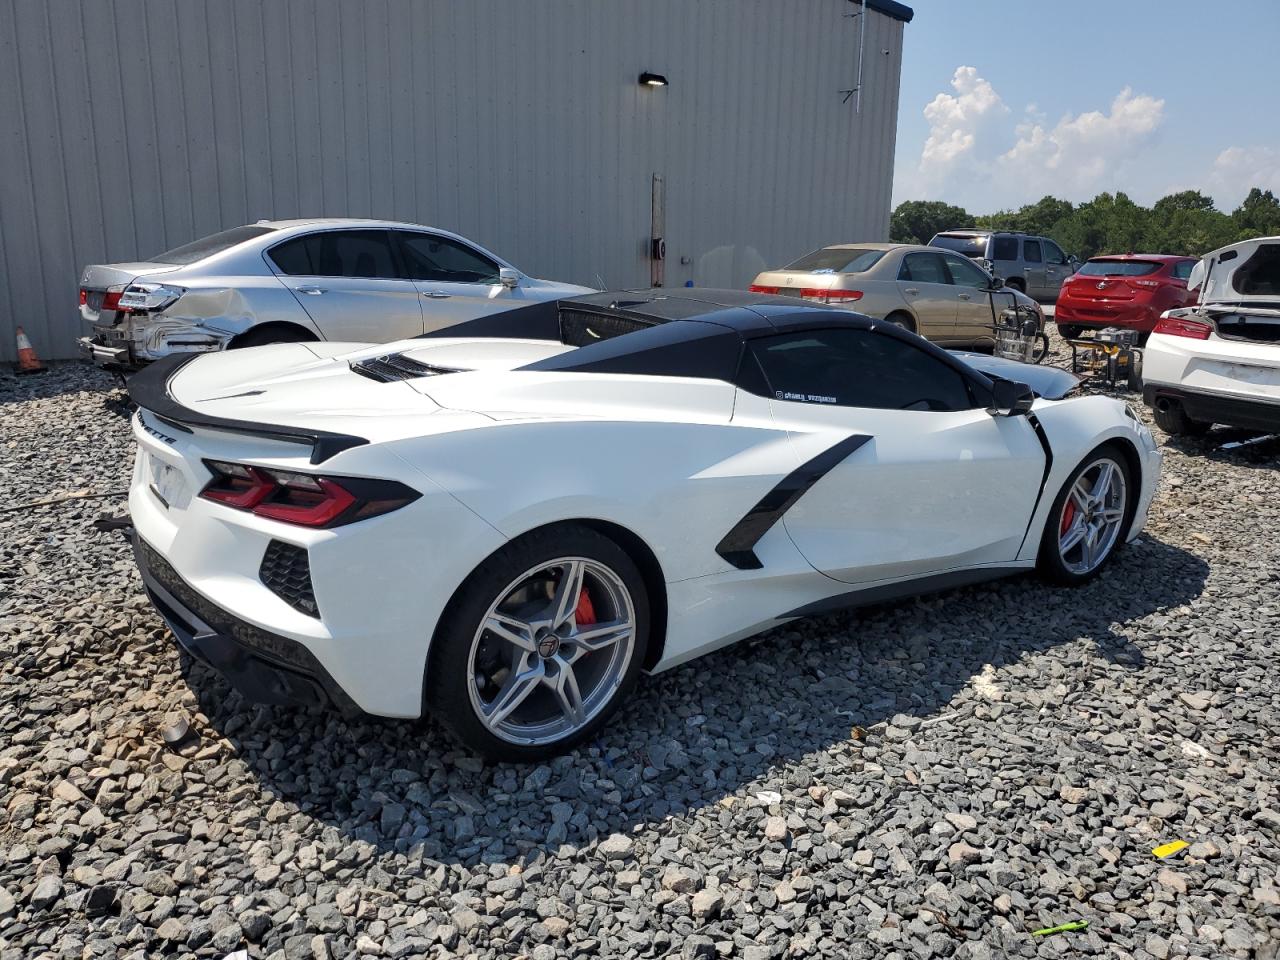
[[1142, 236, 1280, 436]]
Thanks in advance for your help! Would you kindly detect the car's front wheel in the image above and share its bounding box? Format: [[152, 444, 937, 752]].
[[1037, 446, 1133, 585], [427, 525, 649, 762]]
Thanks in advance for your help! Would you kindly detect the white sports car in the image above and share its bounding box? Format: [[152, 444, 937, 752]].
[[125, 290, 1161, 760], [1143, 235, 1280, 436]]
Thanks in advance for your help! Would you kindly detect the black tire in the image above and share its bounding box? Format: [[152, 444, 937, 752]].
[[885, 311, 917, 335], [1055, 323, 1082, 340], [230, 324, 318, 349], [1004, 278, 1025, 294], [1152, 400, 1210, 437], [426, 524, 650, 762], [1031, 331, 1051, 364], [1036, 444, 1134, 586]]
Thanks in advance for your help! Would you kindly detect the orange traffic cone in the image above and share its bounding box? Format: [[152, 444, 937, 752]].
[[14, 326, 47, 374]]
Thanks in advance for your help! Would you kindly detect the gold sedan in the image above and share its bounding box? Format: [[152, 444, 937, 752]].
[[750, 242, 1044, 348]]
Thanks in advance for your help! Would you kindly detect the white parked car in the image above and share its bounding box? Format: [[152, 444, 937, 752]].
[[123, 290, 1160, 760], [77, 219, 595, 371], [1143, 236, 1280, 436]]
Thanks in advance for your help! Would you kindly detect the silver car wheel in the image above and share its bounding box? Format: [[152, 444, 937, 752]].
[[466, 557, 636, 746], [1057, 458, 1127, 575]]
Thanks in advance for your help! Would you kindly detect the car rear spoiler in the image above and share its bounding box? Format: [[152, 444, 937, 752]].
[[126, 355, 369, 464]]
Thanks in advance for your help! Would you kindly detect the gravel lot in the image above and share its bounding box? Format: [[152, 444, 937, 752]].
[[2, 348, 1279, 960]]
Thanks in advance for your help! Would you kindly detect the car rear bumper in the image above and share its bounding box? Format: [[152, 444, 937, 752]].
[[1143, 383, 1280, 432], [1055, 301, 1158, 331], [132, 529, 364, 715]]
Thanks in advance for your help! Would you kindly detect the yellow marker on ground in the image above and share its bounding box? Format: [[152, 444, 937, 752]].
[[1152, 840, 1188, 858]]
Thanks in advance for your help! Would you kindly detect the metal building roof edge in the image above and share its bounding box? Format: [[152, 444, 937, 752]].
[[851, 0, 915, 24]]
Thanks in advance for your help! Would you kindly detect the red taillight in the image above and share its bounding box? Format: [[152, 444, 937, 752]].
[[102, 290, 124, 312], [749, 284, 779, 294], [199, 460, 418, 528], [1153, 316, 1212, 340], [79, 288, 88, 306], [800, 289, 863, 302]]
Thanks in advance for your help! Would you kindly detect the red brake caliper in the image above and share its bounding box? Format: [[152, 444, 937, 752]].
[[1060, 498, 1077, 537], [574, 587, 597, 625]]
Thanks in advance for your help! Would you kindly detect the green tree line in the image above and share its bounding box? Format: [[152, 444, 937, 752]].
[[890, 188, 1280, 260]]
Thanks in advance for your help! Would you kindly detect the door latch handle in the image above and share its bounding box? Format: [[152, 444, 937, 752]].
[[904, 287, 919, 295], [1024, 268, 1033, 273], [958, 293, 972, 300], [422, 291, 450, 299], [297, 286, 326, 295]]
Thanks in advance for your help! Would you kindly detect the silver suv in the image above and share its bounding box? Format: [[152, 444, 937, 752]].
[[929, 230, 1079, 302]]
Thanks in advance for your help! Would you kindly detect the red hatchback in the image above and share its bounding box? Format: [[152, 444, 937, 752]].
[[1055, 254, 1199, 341]]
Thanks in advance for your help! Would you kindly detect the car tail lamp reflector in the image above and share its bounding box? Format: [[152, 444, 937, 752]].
[[749, 284, 779, 294], [1153, 316, 1213, 340], [200, 460, 419, 527], [79, 288, 88, 306], [801, 289, 863, 303]]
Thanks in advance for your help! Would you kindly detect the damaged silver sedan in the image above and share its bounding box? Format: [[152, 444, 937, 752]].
[[77, 219, 594, 371]]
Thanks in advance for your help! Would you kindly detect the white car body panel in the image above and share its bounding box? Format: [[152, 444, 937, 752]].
[[126, 294, 1160, 721]]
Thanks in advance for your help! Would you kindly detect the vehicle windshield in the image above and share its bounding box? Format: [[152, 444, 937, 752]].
[[782, 247, 886, 273], [151, 225, 278, 265], [930, 234, 988, 258], [1077, 259, 1160, 277]]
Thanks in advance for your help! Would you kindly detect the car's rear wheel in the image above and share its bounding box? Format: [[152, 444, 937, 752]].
[[885, 311, 916, 334], [230, 323, 318, 349], [1152, 399, 1211, 437], [1056, 323, 1082, 340], [1037, 446, 1132, 585], [427, 525, 649, 762], [1005, 278, 1025, 294]]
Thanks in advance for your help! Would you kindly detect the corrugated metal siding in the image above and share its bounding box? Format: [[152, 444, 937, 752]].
[[0, 0, 905, 360]]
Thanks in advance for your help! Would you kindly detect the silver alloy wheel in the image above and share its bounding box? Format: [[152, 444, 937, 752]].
[[466, 557, 636, 745], [1057, 457, 1128, 575]]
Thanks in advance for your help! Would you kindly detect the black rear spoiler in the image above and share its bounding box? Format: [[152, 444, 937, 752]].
[[126, 355, 368, 465]]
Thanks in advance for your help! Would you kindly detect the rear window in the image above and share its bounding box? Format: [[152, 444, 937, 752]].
[[558, 308, 654, 347], [151, 225, 276, 265], [930, 234, 988, 258], [1233, 245, 1280, 296], [1077, 259, 1161, 277], [783, 247, 886, 273], [1172, 260, 1196, 281]]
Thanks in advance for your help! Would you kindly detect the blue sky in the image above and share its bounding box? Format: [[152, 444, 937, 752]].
[[891, 0, 1280, 214]]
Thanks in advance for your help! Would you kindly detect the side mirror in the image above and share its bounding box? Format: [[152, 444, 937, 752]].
[[989, 275, 1005, 290], [498, 267, 520, 289], [987, 378, 1035, 417]]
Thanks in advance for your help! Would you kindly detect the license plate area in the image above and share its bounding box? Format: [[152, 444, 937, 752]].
[[149, 455, 190, 511]]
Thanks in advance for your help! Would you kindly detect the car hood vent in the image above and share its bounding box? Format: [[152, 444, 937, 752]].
[[350, 353, 464, 382]]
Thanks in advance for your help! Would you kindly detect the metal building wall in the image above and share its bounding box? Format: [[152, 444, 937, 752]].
[[0, 0, 905, 361]]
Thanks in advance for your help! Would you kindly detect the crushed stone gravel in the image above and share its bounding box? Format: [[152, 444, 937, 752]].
[[1, 348, 1278, 959]]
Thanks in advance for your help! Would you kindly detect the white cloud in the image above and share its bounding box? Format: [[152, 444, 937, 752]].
[[893, 71, 1167, 210], [1208, 146, 1280, 207], [998, 88, 1164, 194], [897, 66, 1008, 201]]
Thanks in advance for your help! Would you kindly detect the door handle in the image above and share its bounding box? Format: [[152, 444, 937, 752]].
[[421, 291, 451, 299], [904, 288, 919, 295], [1023, 268, 1033, 273], [958, 293, 972, 300], [297, 286, 326, 295]]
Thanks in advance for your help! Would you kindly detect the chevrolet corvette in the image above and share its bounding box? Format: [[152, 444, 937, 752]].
[[125, 290, 1161, 760]]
